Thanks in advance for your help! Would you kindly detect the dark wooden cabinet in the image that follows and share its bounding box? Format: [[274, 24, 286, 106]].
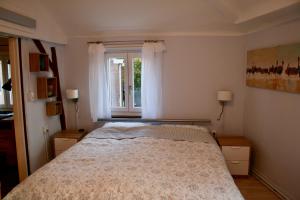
[[0, 118, 17, 167]]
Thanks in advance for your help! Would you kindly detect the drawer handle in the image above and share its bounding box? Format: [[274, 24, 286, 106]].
[[231, 147, 241, 149], [231, 161, 240, 164]]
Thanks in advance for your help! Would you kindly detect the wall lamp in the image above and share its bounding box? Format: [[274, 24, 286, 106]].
[[66, 89, 79, 130], [217, 90, 233, 121]]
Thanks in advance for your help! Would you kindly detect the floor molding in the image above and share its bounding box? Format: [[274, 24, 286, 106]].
[[251, 169, 294, 200]]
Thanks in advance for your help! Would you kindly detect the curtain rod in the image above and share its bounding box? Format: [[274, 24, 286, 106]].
[[87, 40, 164, 44]]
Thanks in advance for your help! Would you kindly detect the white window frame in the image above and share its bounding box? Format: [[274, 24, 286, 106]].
[[0, 56, 12, 109], [106, 53, 129, 113], [106, 52, 141, 117], [128, 52, 142, 113]]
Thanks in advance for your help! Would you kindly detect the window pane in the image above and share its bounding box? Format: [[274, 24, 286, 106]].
[[108, 57, 126, 108], [0, 61, 5, 105], [8, 63, 13, 105], [133, 58, 141, 108]]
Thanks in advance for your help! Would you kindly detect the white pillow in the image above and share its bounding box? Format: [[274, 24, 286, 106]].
[[102, 122, 148, 128], [160, 124, 209, 132]]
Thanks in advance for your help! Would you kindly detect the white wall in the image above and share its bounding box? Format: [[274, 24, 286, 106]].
[[21, 38, 65, 173], [244, 19, 300, 200], [0, 0, 66, 44], [64, 36, 246, 134], [0, 0, 67, 172]]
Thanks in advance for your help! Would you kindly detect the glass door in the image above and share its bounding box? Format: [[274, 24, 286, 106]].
[[128, 53, 141, 112], [106, 52, 142, 115], [107, 53, 128, 112]]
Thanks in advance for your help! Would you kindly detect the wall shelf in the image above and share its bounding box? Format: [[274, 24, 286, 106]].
[[37, 77, 57, 99], [46, 101, 62, 116], [29, 53, 49, 72]]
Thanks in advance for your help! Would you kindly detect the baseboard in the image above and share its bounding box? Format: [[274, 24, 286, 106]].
[[251, 168, 295, 200]]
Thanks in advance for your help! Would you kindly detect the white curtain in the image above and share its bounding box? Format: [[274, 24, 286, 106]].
[[141, 42, 166, 119], [88, 43, 111, 122]]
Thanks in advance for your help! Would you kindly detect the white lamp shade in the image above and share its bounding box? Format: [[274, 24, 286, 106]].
[[66, 89, 79, 99], [217, 90, 232, 102]]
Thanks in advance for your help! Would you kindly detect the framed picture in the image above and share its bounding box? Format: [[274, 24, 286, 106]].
[[246, 43, 300, 93]]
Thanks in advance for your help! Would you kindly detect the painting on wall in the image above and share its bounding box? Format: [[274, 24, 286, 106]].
[[246, 43, 300, 93]]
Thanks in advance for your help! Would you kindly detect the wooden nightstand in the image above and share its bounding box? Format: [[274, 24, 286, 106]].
[[54, 130, 87, 157], [217, 136, 251, 176]]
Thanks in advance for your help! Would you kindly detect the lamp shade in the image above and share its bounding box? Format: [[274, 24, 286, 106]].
[[217, 90, 232, 102], [66, 89, 79, 99], [2, 78, 12, 91]]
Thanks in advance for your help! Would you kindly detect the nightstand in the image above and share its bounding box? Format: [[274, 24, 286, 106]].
[[217, 136, 251, 176], [54, 130, 87, 157]]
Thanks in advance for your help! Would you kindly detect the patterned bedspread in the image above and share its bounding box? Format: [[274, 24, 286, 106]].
[[4, 125, 244, 200]]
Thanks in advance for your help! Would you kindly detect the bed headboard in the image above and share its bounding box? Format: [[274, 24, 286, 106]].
[[97, 118, 211, 126]]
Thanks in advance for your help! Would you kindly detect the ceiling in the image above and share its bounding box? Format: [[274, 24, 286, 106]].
[[40, 0, 300, 37]]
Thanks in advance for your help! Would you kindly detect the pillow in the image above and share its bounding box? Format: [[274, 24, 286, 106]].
[[160, 124, 209, 132], [102, 122, 148, 128], [153, 124, 214, 143]]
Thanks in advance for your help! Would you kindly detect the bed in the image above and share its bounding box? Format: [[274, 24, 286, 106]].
[[4, 122, 244, 200]]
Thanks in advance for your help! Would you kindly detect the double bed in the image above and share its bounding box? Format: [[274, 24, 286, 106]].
[[4, 122, 244, 200]]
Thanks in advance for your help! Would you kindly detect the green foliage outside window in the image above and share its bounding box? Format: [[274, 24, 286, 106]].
[[133, 58, 141, 89]]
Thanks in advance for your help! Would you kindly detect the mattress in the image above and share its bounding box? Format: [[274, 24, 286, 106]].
[[4, 124, 244, 200]]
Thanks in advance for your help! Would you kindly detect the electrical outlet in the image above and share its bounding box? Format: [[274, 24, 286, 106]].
[[27, 91, 36, 101], [42, 126, 49, 134], [211, 130, 217, 138]]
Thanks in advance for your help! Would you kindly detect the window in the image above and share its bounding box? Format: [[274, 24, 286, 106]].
[[106, 52, 141, 116], [0, 58, 13, 108], [8, 63, 12, 105], [0, 60, 4, 105]]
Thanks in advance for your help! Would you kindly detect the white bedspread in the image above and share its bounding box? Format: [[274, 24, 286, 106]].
[[4, 125, 244, 200]]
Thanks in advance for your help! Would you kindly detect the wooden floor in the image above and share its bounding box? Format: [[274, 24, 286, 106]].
[[234, 176, 281, 200]]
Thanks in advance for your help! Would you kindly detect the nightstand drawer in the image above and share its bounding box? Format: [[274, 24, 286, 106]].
[[226, 160, 249, 175], [222, 146, 250, 161], [54, 138, 77, 151]]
